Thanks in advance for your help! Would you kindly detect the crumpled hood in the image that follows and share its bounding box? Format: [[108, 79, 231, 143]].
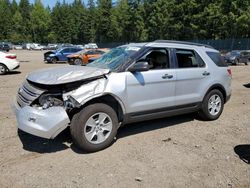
[[27, 66, 109, 85]]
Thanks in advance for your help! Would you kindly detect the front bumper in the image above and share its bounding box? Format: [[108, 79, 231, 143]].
[[13, 102, 70, 139]]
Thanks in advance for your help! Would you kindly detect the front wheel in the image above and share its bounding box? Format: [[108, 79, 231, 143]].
[[198, 89, 224, 121], [73, 58, 82, 66], [70, 103, 118, 152], [51, 57, 57, 64]]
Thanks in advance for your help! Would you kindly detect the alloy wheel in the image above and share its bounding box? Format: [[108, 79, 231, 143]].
[[84, 112, 113, 144], [208, 94, 222, 116]]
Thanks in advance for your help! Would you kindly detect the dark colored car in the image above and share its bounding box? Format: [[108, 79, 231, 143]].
[[224, 50, 249, 65], [44, 47, 82, 63], [0, 44, 10, 52]]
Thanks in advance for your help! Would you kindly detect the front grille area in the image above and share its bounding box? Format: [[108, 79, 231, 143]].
[[17, 80, 45, 108]]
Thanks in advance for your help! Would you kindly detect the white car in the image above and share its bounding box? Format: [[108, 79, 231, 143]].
[[30, 43, 44, 50], [0, 52, 20, 75]]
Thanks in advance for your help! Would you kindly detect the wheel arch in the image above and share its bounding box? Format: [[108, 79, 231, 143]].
[[79, 94, 125, 123], [204, 84, 227, 103], [54, 56, 59, 61]]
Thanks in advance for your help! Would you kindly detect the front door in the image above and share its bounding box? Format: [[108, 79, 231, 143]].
[[125, 48, 176, 114]]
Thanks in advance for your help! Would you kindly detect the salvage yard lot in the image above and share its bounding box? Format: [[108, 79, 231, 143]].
[[0, 50, 249, 188]]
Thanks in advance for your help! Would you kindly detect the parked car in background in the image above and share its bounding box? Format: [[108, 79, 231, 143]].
[[84, 43, 98, 49], [46, 44, 58, 50], [14, 41, 232, 152], [240, 50, 250, 64], [56, 43, 74, 49], [22, 43, 32, 50], [30, 43, 44, 50], [0, 51, 19, 75], [75, 44, 84, 49], [44, 47, 82, 63], [13, 45, 23, 50], [0, 44, 10, 52], [224, 50, 249, 65], [67, 48, 109, 65]]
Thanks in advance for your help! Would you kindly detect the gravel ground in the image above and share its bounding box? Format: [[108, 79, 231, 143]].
[[0, 50, 249, 188]]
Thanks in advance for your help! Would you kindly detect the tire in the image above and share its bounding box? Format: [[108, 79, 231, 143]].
[[198, 89, 224, 121], [73, 58, 82, 66], [0, 63, 7, 75], [51, 57, 57, 64], [234, 59, 239, 65], [70, 103, 118, 152]]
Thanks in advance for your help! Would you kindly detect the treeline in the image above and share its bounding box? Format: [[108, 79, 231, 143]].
[[0, 0, 249, 44]]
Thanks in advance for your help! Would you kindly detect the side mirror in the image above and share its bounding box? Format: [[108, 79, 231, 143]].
[[128, 61, 149, 72]]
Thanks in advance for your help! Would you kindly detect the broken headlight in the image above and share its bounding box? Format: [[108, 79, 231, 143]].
[[38, 94, 63, 109]]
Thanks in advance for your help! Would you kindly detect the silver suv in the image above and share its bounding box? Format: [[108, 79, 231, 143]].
[[14, 41, 232, 152]]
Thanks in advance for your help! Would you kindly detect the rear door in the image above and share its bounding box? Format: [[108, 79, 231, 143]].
[[126, 48, 176, 114], [174, 48, 210, 105]]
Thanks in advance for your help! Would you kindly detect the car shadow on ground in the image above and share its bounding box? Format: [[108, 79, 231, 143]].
[[5, 71, 21, 75], [243, 83, 250, 88], [117, 114, 195, 139], [18, 114, 196, 154], [18, 128, 72, 153], [234, 145, 250, 164]]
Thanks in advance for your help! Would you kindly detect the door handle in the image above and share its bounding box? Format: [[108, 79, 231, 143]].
[[162, 74, 173, 79], [202, 71, 210, 76]]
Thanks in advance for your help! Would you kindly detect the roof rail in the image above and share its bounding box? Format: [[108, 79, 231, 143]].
[[153, 40, 214, 49]]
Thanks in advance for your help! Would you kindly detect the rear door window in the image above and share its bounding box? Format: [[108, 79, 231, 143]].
[[72, 48, 81, 53], [175, 49, 205, 68], [206, 52, 227, 67], [61, 48, 70, 53]]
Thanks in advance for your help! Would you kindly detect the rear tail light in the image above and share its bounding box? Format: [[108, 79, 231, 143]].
[[227, 68, 232, 77], [6, 55, 16, 59]]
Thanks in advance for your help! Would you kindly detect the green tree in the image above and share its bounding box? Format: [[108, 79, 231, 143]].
[[114, 0, 130, 42], [30, 0, 50, 43], [0, 0, 12, 40], [51, 2, 75, 43], [96, 0, 112, 42], [10, 10, 23, 43], [71, 0, 87, 43]]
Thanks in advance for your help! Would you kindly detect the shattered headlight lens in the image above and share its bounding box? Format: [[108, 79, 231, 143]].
[[38, 94, 63, 109]]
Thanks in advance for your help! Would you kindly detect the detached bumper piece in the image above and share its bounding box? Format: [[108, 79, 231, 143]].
[[13, 102, 70, 139]]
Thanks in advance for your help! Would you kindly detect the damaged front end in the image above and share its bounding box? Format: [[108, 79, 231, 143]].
[[13, 67, 109, 139]]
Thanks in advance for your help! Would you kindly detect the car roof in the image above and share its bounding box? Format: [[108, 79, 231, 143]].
[[123, 40, 217, 52]]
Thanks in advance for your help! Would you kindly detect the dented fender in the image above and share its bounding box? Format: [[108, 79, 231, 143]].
[[62, 73, 127, 114], [63, 78, 107, 104]]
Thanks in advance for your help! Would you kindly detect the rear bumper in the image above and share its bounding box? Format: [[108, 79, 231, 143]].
[[12, 102, 70, 139], [6, 60, 20, 71], [13, 64, 20, 70]]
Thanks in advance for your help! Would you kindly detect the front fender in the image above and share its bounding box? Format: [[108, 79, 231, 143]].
[[62, 78, 126, 113], [63, 78, 107, 104]]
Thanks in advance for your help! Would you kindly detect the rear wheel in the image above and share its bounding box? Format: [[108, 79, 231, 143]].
[[198, 89, 224, 120], [0, 64, 7, 75], [70, 103, 118, 152]]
